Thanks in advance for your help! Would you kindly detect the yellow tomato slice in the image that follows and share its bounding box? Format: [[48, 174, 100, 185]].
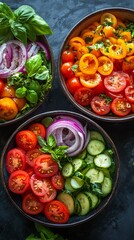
[[100, 12, 117, 28], [80, 73, 101, 88], [98, 56, 113, 76], [122, 56, 134, 72], [126, 42, 134, 56], [108, 39, 127, 59], [79, 53, 98, 74], [69, 37, 86, 46]]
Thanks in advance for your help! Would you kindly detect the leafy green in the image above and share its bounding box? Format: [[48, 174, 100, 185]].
[[25, 54, 42, 77], [125, 22, 134, 38], [41, 117, 53, 127], [91, 183, 103, 197], [0, 2, 52, 45]]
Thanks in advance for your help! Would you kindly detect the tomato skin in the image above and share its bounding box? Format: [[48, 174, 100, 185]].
[[34, 154, 59, 178], [16, 130, 37, 151], [105, 90, 125, 100], [26, 148, 42, 167], [61, 62, 74, 78], [28, 123, 46, 138], [66, 77, 82, 94], [93, 78, 105, 95], [44, 200, 70, 224], [0, 80, 5, 95], [111, 98, 132, 116], [6, 148, 26, 173], [8, 170, 30, 194], [51, 171, 64, 190], [74, 87, 94, 106], [91, 96, 111, 115], [125, 86, 134, 103], [39, 179, 57, 203], [22, 192, 44, 215], [104, 72, 127, 93], [62, 50, 75, 63]]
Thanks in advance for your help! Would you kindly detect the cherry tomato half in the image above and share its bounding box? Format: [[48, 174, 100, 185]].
[[44, 200, 70, 224], [22, 192, 44, 215], [111, 98, 132, 116], [8, 170, 30, 194], [28, 123, 46, 138], [91, 95, 111, 115], [104, 71, 127, 93], [51, 171, 64, 190], [6, 148, 26, 173], [80, 73, 101, 88], [16, 130, 37, 151], [26, 148, 43, 167], [125, 85, 134, 103], [74, 87, 94, 106]]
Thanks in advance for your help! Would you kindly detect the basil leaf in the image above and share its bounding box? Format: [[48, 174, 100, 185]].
[[28, 14, 53, 35], [0, 2, 14, 19], [25, 54, 42, 77], [26, 90, 38, 104], [37, 136, 47, 147], [14, 5, 35, 23], [0, 28, 13, 44], [10, 20, 27, 45], [35, 66, 49, 80], [41, 117, 53, 127], [47, 134, 57, 148], [24, 23, 36, 42], [16, 87, 27, 98], [0, 13, 10, 29]]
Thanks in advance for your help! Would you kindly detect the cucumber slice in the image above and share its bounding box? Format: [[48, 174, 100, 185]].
[[85, 168, 104, 183], [76, 149, 87, 159], [65, 178, 76, 192], [102, 177, 112, 196], [76, 192, 91, 215], [90, 130, 105, 143], [71, 158, 86, 172], [85, 191, 99, 209], [85, 154, 94, 165], [94, 153, 112, 168], [70, 176, 84, 189], [74, 199, 81, 215], [57, 192, 74, 215], [62, 162, 74, 177], [87, 139, 105, 156]]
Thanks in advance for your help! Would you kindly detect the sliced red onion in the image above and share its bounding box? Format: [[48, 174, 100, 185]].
[[35, 41, 50, 60], [27, 42, 40, 59]]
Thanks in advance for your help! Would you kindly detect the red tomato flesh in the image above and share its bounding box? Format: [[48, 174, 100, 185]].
[[6, 148, 26, 173], [22, 192, 44, 215], [8, 170, 30, 194]]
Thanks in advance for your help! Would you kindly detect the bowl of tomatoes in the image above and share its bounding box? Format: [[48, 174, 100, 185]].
[[58, 8, 134, 122], [0, 3, 54, 126], [1, 110, 120, 227]]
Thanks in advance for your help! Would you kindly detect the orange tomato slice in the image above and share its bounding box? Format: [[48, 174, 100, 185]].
[[98, 56, 113, 75], [69, 37, 86, 46], [80, 73, 101, 88], [79, 53, 98, 74], [122, 56, 134, 72], [100, 12, 117, 28], [108, 39, 127, 59]]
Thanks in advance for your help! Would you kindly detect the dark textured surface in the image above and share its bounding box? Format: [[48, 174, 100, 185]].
[[0, 0, 134, 240]]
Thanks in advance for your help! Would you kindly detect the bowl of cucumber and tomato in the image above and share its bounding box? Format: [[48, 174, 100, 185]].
[[58, 8, 134, 122], [0, 2, 54, 126], [1, 110, 120, 227]]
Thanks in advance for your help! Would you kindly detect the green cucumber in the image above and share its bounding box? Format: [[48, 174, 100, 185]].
[[102, 177, 112, 196], [94, 153, 112, 168], [71, 158, 86, 172], [76, 192, 91, 215], [70, 176, 84, 189], [85, 168, 104, 183], [90, 130, 105, 143], [64, 178, 76, 192], [62, 162, 74, 177], [57, 192, 74, 215], [87, 139, 105, 156], [85, 191, 99, 209]]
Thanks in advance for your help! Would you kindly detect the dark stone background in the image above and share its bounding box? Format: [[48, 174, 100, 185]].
[[0, 0, 134, 239]]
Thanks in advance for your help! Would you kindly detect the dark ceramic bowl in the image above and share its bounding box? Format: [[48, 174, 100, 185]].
[[58, 8, 134, 122], [1, 110, 120, 227], [0, 36, 54, 127]]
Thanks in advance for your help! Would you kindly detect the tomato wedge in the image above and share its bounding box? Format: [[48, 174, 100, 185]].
[[91, 95, 111, 115], [28, 123, 46, 138], [34, 154, 59, 178], [111, 98, 132, 116], [44, 200, 70, 223], [8, 170, 30, 194], [26, 148, 42, 167], [6, 148, 26, 173], [16, 130, 37, 151], [104, 71, 127, 93], [74, 87, 94, 106], [22, 192, 44, 215]]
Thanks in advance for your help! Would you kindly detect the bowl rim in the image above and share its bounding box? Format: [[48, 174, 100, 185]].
[[0, 110, 120, 227], [58, 7, 134, 123], [0, 36, 55, 127]]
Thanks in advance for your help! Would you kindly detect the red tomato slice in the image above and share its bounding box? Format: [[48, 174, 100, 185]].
[[105, 90, 125, 100], [22, 192, 44, 215], [104, 71, 127, 93], [39, 179, 57, 203], [66, 77, 82, 94], [44, 200, 70, 223], [0, 80, 5, 95], [51, 171, 64, 190], [74, 87, 94, 106], [16, 130, 37, 151], [34, 154, 59, 178], [91, 95, 111, 115], [28, 123, 46, 138], [125, 86, 134, 103], [26, 148, 43, 167], [6, 148, 26, 173], [111, 98, 132, 116], [8, 170, 30, 194], [93, 77, 105, 95]]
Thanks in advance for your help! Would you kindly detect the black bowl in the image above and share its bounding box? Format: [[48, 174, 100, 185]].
[[1, 110, 120, 227], [0, 36, 55, 127], [58, 8, 134, 123]]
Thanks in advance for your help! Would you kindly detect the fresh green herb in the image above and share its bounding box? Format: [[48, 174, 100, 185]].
[[90, 183, 103, 197], [71, 64, 78, 72], [0, 2, 52, 45], [125, 22, 134, 38], [99, 94, 112, 104], [87, 42, 104, 51], [103, 20, 113, 26], [41, 117, 53, 127]]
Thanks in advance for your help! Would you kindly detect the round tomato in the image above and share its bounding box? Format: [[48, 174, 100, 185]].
[[80, 73, 101, 88], [111, 98, 132, 116], [16, 130, 37, 151], [61, 62, 74, 78], [51, 171, 64, 190], [125, 86, 134, 103], [22, 192, 44, 215], [104, 71, 127, 93], [91, 95, 111, 115], [62, 50, 75, 63], [0, 84, 16, 98], [26, 148, 42, 167], [28, 123, 46, 138], [34, 154, 59, 178], [79, 53, 98, 75], [39, 179, 57, 203], [74, 87, 94, 106], [66, 77, 82, 94], [13, 97, 26, 111], [0, 80, 4, 95], [8, 170, 30, 194], [6, 148, 26, 173], [44, 200, 70, 223]]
